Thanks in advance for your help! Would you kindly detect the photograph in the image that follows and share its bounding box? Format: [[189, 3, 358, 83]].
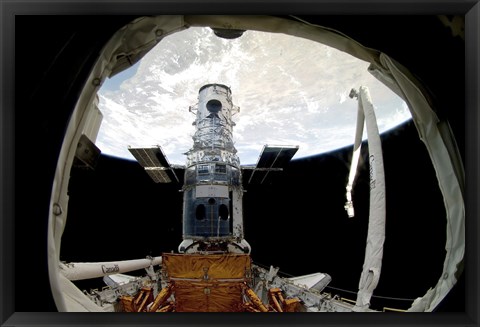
[[4, 5, 478, 327]]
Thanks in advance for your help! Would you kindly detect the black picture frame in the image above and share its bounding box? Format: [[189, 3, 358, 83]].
[[2, 1, 478, 326]]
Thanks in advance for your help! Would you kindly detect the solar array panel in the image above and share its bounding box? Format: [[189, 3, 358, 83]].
[[128, 146, 179, 183], [243, 145, 299, 184], [145, 167, 172, 183], [129, 147, 168, 168]]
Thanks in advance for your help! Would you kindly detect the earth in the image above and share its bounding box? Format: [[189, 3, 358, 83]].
[[96, 27, 410, 165]]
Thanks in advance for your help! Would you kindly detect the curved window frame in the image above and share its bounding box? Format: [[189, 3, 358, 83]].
[[47, 15, 466, 313]]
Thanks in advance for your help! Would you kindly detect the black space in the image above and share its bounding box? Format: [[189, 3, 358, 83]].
[[13, 14, 467, 313]]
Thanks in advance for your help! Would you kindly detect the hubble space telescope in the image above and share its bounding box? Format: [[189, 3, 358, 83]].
[[129, 84, 298, 255]]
